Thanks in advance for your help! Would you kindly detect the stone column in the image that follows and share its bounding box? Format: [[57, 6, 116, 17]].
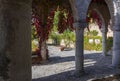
[[101, 27, 108, 56], [112, 26, 120, 68], [112, 0, 120, 68], [0, 0, 32, 81], [74, 21, 87, 77]]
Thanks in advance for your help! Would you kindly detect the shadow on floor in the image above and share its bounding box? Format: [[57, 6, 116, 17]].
[[32, 66, 117, 81], [48, 56, 75, 64], [41, 52, 110, 65], [32, 53, 120, 81]]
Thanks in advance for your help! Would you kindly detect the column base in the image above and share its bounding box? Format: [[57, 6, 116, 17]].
[[108, 64, 120, 69], [110, 65, 120, 69], [112, 50, 120, 68], [101, 53, 109, 56], [72, 70, 85, 77]]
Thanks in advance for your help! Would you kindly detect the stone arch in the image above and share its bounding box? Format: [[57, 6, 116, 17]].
[[69, 0, 79, 21], [69, 0, 114, 25], [88, 8, 108, 56], [69, 0, 116, 76], [69, 0, 114, 29], [69, 0, 91, 25], [105, 0, 115, 23], [88, 0, 115, 30], [93, 9, 106, 29], [88, 1, 111, 27], [87, 0, 113, 56]]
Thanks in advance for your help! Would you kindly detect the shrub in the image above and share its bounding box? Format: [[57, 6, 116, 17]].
[[84, 36, 102, 51], [85, 30, 98, 37], [106, 37, 113, 51], [91, 30, 98, 36], [49, 32, 62, 45], [84, 36, 113, 51], [61, 29, 75, 48], [31, 25, 39, 52], [32, 39, 39, 52]]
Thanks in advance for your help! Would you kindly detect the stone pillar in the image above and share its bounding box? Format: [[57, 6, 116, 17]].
[[0, 0, 32, 81], [101, 27, 108, 56], [112, 26, 120, 68], [74, 21, 87, 77], [112, 0, 120, 68]]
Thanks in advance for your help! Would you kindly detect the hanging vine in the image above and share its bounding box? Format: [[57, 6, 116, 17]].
[[87, 10, 102, 29], [32, 0, 73, 59]]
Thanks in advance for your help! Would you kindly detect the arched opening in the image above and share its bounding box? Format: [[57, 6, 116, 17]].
[[1, 0, 120, 81], [31, 0, 73, 63], [31, 0, 76, 80], [86, 0, 112, 56]]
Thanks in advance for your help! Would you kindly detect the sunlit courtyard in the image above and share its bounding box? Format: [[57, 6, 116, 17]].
[[1, 0, 120, 81], [32, 46, 120, 81]]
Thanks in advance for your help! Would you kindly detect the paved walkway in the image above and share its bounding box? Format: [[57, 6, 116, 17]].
[[32, 46, 120, 81]]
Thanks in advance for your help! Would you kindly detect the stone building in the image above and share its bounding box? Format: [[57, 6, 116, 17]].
[[0, 0, 120, 81]]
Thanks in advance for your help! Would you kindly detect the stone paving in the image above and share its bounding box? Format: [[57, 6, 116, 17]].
[[32, 46, 120, 81]]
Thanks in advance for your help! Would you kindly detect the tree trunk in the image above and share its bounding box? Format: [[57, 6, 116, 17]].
[[41, 41, 48, 61]]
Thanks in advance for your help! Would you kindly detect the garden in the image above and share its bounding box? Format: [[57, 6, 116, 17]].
[[31, 0, 113, 64]]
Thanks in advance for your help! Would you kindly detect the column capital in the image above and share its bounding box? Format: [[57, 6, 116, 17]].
[[73, 19, 87, 29]]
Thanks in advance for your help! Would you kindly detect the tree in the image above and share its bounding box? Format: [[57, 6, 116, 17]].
[[32, 0, 73, 62]]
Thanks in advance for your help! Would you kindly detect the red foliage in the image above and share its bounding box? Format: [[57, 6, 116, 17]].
[[67, 12, 74, 30], [32, 8, 74, 57], [32, 10, 55, 56], [58, 10, 74, 33], [46, 9, 55, 39], [58, 11, 67, 33], [87, 10, 102, 29]]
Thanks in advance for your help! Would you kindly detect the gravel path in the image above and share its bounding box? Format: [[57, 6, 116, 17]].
[[32, 46, 120, 81]]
